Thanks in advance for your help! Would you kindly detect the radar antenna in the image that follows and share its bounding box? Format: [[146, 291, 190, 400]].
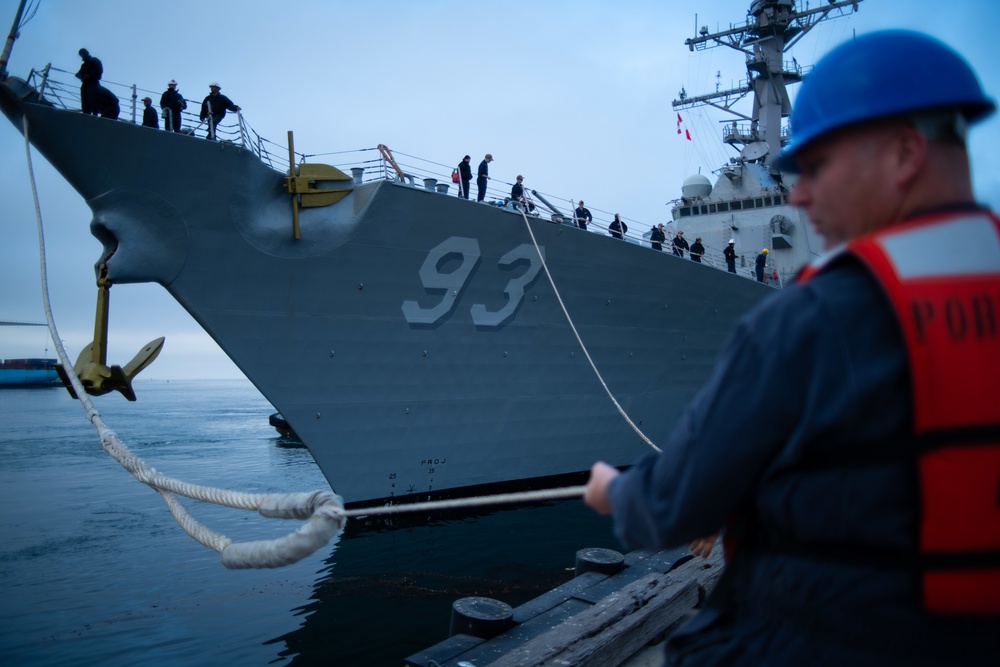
[[672, 0, 863, 166]]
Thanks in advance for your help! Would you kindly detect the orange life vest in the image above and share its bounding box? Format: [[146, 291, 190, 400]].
[[844, 210, 1000, 615]]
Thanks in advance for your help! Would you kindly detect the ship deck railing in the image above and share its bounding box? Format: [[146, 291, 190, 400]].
[[24, 64, 282, 167], [21, 65, 779, 288]]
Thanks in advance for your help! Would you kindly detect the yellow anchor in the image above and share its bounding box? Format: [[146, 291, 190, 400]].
[[56, 262, 164, 401], [282, 130, 353, 239]]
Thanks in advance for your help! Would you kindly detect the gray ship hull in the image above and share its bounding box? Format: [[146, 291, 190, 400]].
[[1, 78, 771, 506]]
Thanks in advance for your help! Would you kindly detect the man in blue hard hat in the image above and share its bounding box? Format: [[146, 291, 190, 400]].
[[585, 30, 999, 665]]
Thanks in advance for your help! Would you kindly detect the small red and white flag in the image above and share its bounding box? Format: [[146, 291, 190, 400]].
[[676, 113, 691, 140]]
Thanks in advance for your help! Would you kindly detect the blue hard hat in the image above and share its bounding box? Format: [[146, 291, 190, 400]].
[[779, 30, 995, 171]]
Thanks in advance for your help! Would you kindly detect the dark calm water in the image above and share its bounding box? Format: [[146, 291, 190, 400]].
[[0, 380, 621, 666]]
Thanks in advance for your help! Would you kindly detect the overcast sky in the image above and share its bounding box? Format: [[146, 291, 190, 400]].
[[2, 0, 998, 379]]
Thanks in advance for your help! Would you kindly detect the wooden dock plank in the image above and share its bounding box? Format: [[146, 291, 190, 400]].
[[573, 551, 690, 605], [486, 568, 702, 667], [403, 633, 484, 667], [512, 571, 610, 624], [404, 548, 724, 667]]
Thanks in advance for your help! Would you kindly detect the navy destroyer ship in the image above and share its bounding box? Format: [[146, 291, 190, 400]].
[[0, 1, 859, 507]]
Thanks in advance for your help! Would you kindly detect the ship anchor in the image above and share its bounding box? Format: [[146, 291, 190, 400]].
[[282, 130, 353, 239], [55, 262, 164, 401]]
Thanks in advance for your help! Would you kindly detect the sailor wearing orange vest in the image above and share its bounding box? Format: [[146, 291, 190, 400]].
[[840, 212, 1000, 616], [585, 30, 999, 665]]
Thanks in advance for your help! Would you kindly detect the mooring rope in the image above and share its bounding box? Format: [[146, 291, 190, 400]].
[[515, 202, 661, 453], [337, 486, 587, 518], [19, 115, 593, 568]]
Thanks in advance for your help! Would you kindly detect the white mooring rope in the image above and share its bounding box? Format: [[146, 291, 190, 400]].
[[515, 202, 661, 453]]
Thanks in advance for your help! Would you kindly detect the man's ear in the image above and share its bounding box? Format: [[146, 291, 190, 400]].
[[893, 124, 929, 189]]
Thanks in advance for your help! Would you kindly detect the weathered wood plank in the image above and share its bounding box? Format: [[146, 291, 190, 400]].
[[403, 633, 483, 667], [555, 577, 699, 667], [574, 551, 687, 605], [486, 550, 723, 667]]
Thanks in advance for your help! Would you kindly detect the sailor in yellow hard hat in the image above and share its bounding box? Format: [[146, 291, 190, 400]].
[[755, 248, 769, 282]]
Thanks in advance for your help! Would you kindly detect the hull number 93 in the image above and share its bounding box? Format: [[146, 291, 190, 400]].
[[402, 236, 545, 328]]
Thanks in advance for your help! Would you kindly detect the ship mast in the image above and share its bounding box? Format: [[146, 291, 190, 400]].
[[672, 0, 862, 167], [0, 0, 37, 79]]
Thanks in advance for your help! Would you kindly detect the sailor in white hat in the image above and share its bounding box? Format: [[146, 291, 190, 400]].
[[160, 78, 187, 132], [200, 82, 240, 141]]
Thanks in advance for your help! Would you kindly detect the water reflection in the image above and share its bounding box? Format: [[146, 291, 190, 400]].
[[269, 499, 619, 666]]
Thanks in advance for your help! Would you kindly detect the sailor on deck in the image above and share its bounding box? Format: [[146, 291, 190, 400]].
[[476, 153, 492, 202], [141, 97, 158, 129], [671, 230, 689, 257], [723, 239, 736, 273], [609, 214, 627, 239], [160, 79, 187, 133], [75, 48, 102, 115], [755, 247, 768, 282], [200, 82, 240, 141], [585, 30, 1000, 665], [457, 155, 473, 199], [650, 223, 665, 251], [574, 201, 592, 230]]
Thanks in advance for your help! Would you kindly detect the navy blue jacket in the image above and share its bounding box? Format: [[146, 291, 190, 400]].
[[142, 105, 158, 128], [672, 235, 689, 257], [93, 84, 120, 119], [76, 55, 102, 83], [200, 92, 238, 121], [160, 87, 187, 114], [651, 227, 666, 250], [608, 254, 998, 665]]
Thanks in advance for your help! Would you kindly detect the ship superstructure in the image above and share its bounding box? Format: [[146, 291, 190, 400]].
[[670, 0, 863, 282]]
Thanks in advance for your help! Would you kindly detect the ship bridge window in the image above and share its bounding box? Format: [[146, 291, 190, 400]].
[[764, 196, 773, 206], [700, 205, 708, 215], [709, 204, 717, 213], [755, 198, 763, 208], [731, 201, 743, 211], [718, 202, 729, 212], [680, 207, 691, 217]]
